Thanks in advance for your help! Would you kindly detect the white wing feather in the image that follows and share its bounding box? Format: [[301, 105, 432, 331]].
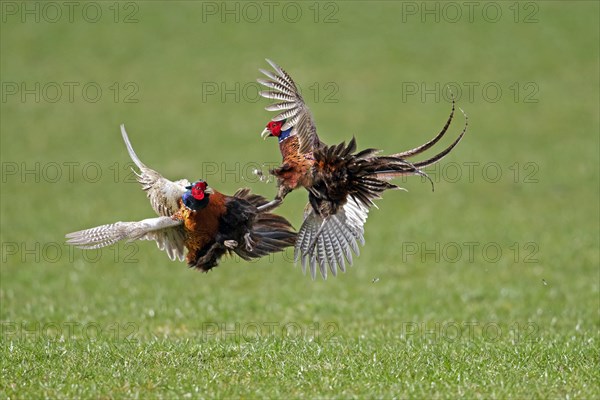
[[66, 125, 191, 262], [66, 216, 186, 261], [295, 196, 369, 279], [120, 125, 189, 217]]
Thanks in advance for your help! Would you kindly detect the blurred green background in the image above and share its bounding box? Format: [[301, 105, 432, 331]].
[[1, 1, 598, 398]]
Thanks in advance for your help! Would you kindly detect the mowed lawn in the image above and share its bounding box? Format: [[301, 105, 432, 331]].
[[1, 2, 598, 398]]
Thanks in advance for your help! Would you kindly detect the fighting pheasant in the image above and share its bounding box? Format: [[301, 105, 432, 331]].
[[257, 59, 468, 279], [66, 125, 296, 272]]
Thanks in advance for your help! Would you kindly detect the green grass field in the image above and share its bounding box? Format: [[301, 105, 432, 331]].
[[1, 1, 598, 398]]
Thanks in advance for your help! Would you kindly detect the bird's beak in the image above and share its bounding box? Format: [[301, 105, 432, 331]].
[[261, 128, 271, 140], [204, 186, 215, 195]]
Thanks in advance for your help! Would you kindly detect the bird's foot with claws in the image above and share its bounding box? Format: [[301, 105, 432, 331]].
[[243, 233, 255, 252], [224, 240, 238, 249]]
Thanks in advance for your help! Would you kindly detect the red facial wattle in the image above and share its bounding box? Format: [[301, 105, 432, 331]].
[[267, 121, 283, 137], [191, 181, 207, 200]]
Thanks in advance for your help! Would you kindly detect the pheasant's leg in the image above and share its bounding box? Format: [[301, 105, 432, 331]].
[[257, 198, 282, 213], [243, 233, 255, 252], [256, 185, 292, 213]]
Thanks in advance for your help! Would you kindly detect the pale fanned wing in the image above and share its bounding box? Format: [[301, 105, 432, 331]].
[[120, 124, 189, 217], [66, 216, 186, 261], [146, 224, 187, 261], [258, 59, 320, 154], [295, 196, 369, 280]]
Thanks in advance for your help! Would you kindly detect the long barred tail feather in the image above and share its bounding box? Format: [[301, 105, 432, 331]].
[[390, 93, 457, 159], [382, 102, 469, 175]]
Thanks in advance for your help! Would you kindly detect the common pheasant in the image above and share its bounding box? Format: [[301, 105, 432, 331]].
[[66, 125, 296, 272], [257, 59, 468, 279]]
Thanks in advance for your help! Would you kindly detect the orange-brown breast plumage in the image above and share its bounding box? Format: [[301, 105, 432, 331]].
[[174, 191, 227, 265], [276, 135, 315, 190]]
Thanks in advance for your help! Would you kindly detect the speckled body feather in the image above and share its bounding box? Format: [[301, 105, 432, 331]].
[[272, 135, 315, 192]]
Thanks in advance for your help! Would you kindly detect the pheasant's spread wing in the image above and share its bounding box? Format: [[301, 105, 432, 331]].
[[66, 216, 186, 261], [294, 196, 369, 280], [258, 59, 320, 154], [121, 125, 189, 217]]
